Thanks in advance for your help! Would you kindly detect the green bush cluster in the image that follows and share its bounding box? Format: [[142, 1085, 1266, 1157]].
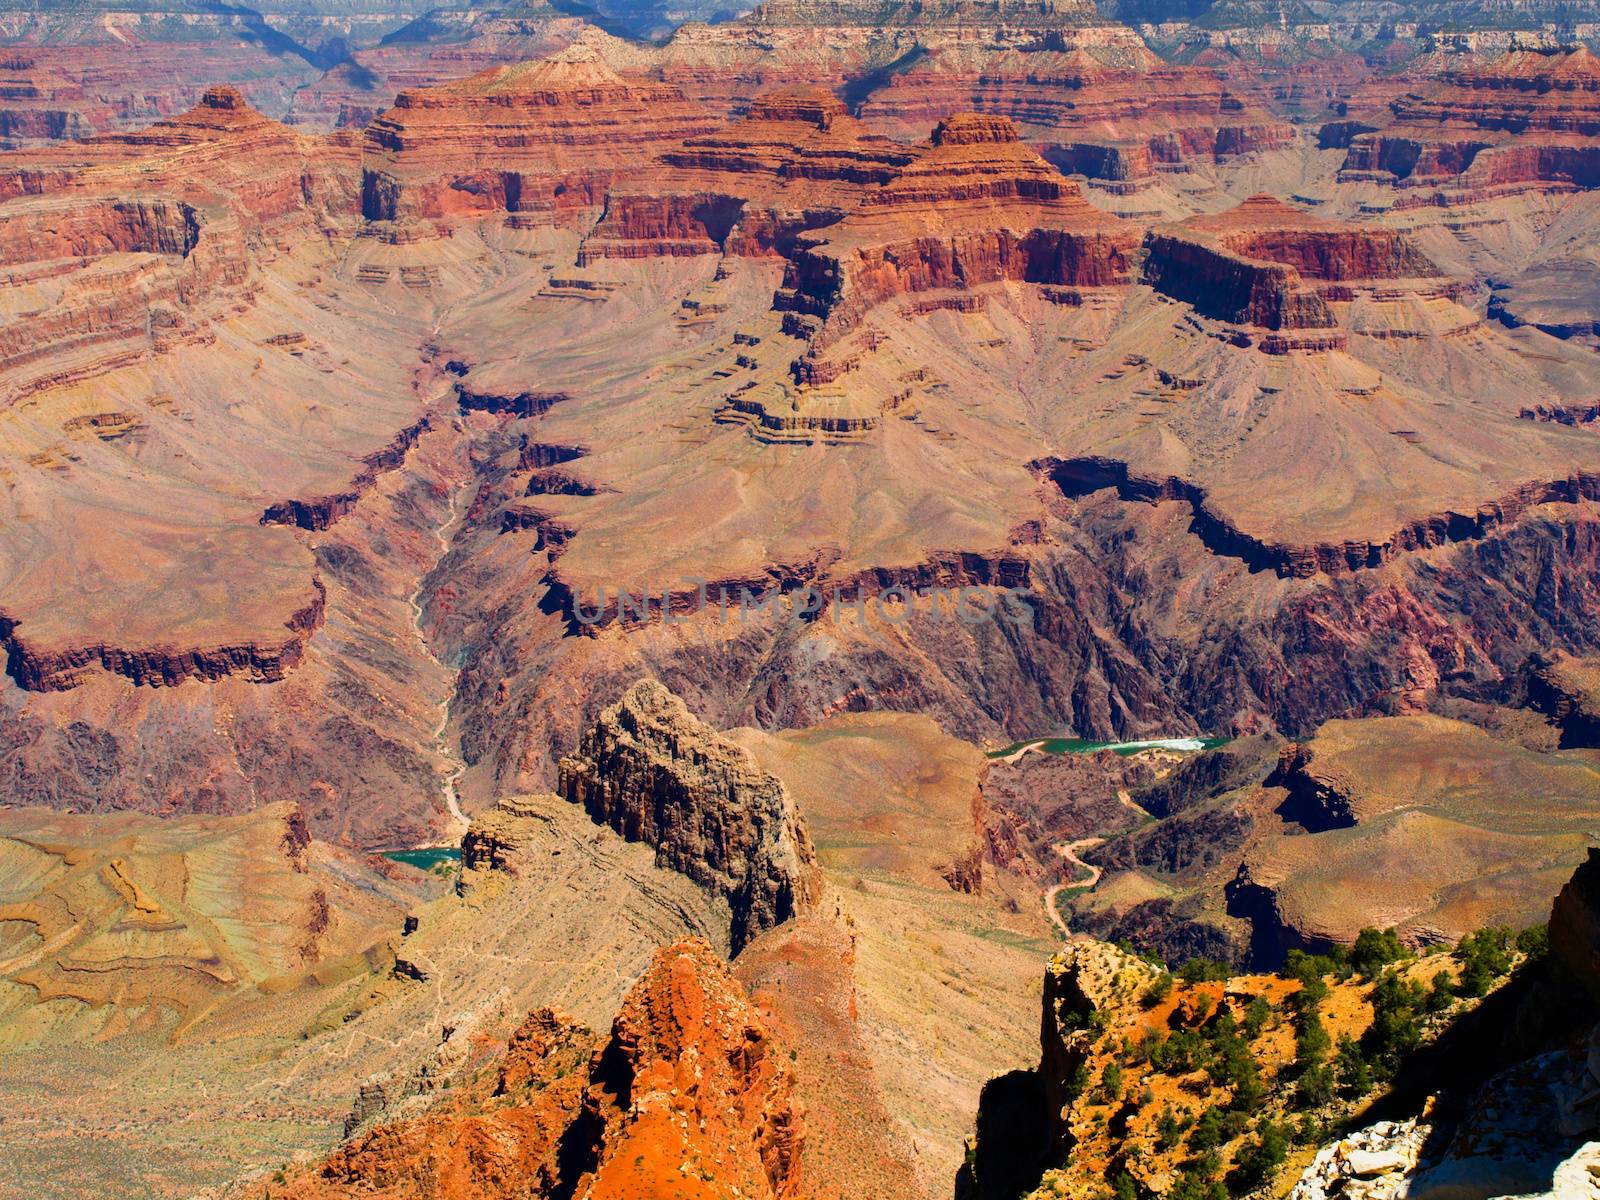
[[1454, 927, 1514, 998]]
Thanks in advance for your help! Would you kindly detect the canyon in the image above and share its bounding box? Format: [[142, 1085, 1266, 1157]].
[[0, 3, 1599, 1198]]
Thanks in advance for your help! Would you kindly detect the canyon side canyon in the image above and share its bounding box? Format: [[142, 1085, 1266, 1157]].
[[1, 1, 1600, 1198]]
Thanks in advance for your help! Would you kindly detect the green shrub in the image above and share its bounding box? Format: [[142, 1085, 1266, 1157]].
[[1169, 1156, 1227, 1200], [1229, 1121, 1288, 1191], [1190, 1107, 1223, 1151], [1454, 927, 1513, 997], [1515, 923, 1550, 960], [1177, 958, 1231, 984], [1156, 1106, 1183, 1151], [1334, 1035, 1372, 1097], [1292, 1064, 1334, 1110], [1425, 969, 1454, 1014], [1350, 928, 1408, 978], [1283, 948, 1347, 986], [1295, 1012, 1331, 1069], [1362, 970, 1425, 1074], [1102, 1063, 1124, 1103], [1242, 997, 1271, 1039], [1142, 973, 1175, 1008], [1292, 975, 1330, 1016], [1228, 1069, 1266, 1112]]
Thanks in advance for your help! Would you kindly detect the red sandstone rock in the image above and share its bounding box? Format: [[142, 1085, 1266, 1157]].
[[1341, 47, 1600, 198], [582, 87, 915, 262], [1140, 194, 1446, 343], [0, 87, 358, 403], [361, 48, 718, 223], [272, 938, 804, 1200], [858, 43, 1294, 185], [776, 114, 1139, 335]]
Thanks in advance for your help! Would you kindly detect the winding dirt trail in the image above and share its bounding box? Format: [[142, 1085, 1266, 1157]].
[[1042, 792, 1147, 938], [408, 479, 470, 835], [1044, 837, 1105, 938]]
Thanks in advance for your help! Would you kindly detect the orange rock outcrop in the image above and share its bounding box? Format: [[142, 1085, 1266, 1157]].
[[581, 87, 915, 261], [272, 938, 804, 1200], [0, 86, 359, 403], [859, 45, 1294, 186], [1140, 194, 1447, 349]]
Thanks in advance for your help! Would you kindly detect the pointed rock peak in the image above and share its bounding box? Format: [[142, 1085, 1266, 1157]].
[[610, 675, 692, 727], [1187, 193, 1334, 232], [484, 46, 627, 94], [932, 112, 1022, 146], [1553, 44, 1600, 75], [746, 86, 849, 130]]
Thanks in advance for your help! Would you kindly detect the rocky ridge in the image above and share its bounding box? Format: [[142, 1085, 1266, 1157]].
[[268, 937, 805, 1200], [557, 679, 822, 951]]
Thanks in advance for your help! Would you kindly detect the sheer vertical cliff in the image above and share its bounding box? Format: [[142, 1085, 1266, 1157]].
[[558, 680, 822, 951]]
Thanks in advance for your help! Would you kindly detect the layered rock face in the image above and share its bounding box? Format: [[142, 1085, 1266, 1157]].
[[0, 52, 100, 147], [858, 45, 1293, 185], [1141, 194, 1446, 349], [0, 84, 374, 702], [0, 85, 359, 404], [582, 88, 916, 262], [272, 938, 804, 1200], [1339, 47, 1600, 197], [558, 680, 821, 951], [646, 0, 1147, 117], [360, 49, 718, 223], [778, 115, 1139, 335]]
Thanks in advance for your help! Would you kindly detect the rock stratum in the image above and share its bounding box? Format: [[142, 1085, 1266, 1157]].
[[558, 679, 821, 951]]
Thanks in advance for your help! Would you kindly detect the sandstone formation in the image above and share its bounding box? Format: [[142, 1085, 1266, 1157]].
[[644, 0, 1148, 117], [296, 1007, 596, 1199], [0, 85, 359, 405], [858, 43, 1292, 187], [271, 938, 805, 1200], [778, 114, 1139, 340], [1339, 47, 1600, 202], [0, 52, 102, 146], [581, 87, 916, 262], [360, 48, 718, 223], [558, 680, 821, 951], [1141, 194, 1447, 350]]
